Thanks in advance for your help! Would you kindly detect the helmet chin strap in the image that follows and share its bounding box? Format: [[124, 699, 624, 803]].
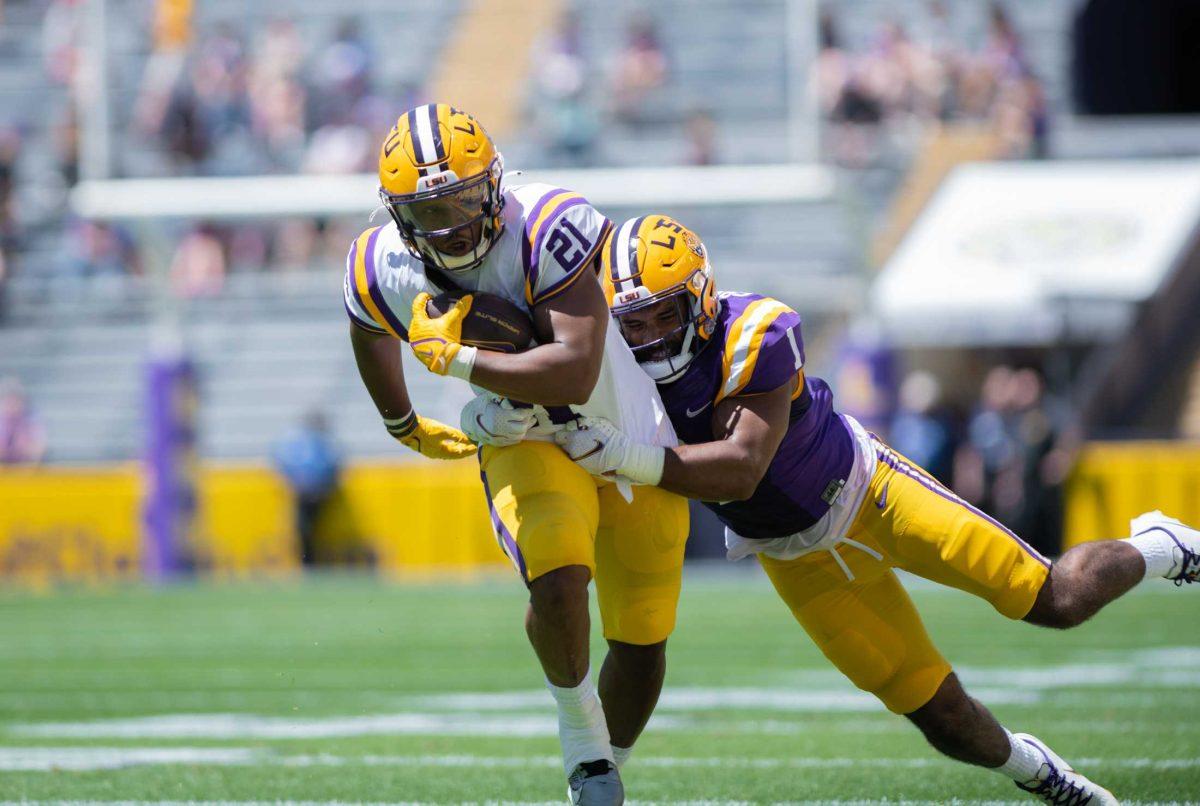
[[640, 324, 697, 384]]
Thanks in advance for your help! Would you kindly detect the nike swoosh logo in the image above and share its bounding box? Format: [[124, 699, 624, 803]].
[[685, 402, 712, 418], [573, 441, 603, 461], [875, 482, 889, 510]]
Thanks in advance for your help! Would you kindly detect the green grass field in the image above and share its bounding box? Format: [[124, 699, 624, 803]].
[[0, 568, 1196, 804]]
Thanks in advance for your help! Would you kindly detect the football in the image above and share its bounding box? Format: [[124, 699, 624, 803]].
[[425, 289, 535, 353]]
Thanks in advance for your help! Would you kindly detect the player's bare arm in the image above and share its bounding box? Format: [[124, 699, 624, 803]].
[[469, 269, 608, 406], [658, 382, 793, 501], [349, 323, 474, 459]]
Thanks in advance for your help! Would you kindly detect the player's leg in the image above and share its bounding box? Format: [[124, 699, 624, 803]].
[[852, 444, 1117, 801], [870, 439, 1198, 628], [593, 482, 689, 769], [760, 549, 1117, 804], [1026, 509, 1200, 628], [479, 441, 618, 799]]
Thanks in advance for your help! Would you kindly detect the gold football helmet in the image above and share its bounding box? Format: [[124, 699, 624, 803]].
[[378, 103, 504, 272], [600, 215, 718, 382]]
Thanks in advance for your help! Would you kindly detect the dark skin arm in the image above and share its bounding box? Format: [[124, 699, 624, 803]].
[[349, 323, 414, 420], [466, 271, 608, 407], [657, 379, 795, 502]]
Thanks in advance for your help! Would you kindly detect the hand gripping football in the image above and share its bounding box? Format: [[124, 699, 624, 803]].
[[424, 290, 535, 353]]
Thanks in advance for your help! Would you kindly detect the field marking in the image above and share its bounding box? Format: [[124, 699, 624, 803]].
[[7, 690, 1032, 739], [0, 746, 258, 771], [1, 747, 1197, 774]]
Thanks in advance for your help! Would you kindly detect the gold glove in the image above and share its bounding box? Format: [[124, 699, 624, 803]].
[[409, 292, 474, 377], [386, 410, 476, 460]]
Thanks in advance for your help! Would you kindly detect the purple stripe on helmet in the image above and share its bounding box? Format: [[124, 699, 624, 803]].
[[362, 227, 409, 340], [608, 217, 623, 285], [478, 466, 529, 580], [872, 438, 1052, 569], [626, 215, 647, 287], [408, 108, 425, 163]]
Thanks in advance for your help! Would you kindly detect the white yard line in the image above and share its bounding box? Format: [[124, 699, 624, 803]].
[[0, 747, 258, 771], [0, 747, 1196, 774]]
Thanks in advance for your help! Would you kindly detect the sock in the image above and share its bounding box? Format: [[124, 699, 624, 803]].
[[1127, 531, 1177, 579], [611, 744, 632, 770], [547, 670, 613, 775], [996, 730, 1045, 782]]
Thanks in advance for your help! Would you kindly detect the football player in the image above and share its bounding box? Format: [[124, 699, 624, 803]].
[[551, 214, 1200, 804], [343, 107, 688, 804]]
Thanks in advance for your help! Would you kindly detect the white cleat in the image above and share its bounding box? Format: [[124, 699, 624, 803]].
[[1131, 510, 1200, 585], [566, 759, 624, 805], [1012, 733, 1118, 805]]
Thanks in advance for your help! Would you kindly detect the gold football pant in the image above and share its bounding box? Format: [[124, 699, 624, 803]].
[[759, 437, 1051, 714], [479, 440, 690, 646]]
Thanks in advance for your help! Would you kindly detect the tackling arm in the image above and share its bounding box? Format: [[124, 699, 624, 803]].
[[659, 381, 794, 501]]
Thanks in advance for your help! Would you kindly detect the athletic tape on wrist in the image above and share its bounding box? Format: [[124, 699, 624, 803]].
[[447, 345, 478, 381]]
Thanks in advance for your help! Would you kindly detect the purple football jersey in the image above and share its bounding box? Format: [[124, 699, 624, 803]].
[[658, 292, 855, 538]]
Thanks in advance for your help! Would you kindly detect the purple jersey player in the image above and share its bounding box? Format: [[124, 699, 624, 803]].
[[539, 214, 1199, 803]]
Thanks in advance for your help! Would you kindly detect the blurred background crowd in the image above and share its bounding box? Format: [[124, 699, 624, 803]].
[[1, 0, 1199, 567]]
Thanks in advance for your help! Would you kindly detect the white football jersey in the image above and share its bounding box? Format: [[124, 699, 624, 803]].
[[343, 182, 678, 450]]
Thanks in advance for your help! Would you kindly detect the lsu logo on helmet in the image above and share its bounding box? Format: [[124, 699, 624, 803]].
[[378, 104, 505, 273], [600, 215, 719, 383]]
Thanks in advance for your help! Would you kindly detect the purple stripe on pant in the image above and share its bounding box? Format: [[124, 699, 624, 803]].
[[478, 464, 529, 580], [872, 437, 1052, 569]]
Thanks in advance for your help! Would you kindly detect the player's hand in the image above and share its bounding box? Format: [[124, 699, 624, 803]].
[[461, 395, 537, 447], [553, 416, 665, 485], [409, 291, 473, 376], [395, 414, 477, 460]]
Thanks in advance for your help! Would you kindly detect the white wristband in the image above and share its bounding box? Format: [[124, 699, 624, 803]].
[[447, 345, 478, 381], [619, 443, 665, 486]]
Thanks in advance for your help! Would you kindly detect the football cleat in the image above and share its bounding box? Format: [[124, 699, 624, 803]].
[[1131, 510, 1200, 586], [567, 759, 624, 805], [1011, 733, 1118, 805]]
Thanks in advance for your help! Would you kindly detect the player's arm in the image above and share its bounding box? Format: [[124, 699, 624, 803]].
[[468, 274, 607, 406], [554, 380, 793, 501], [659, 382, 794, 501], [407, 271, 608, 407], [349, 323, 475, 460]]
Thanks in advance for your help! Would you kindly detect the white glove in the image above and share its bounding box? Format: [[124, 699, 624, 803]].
[[460, 395, 537, 447], [553, 416, 665, 486]]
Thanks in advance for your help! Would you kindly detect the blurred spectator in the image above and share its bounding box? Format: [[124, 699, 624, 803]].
[[170, 222, 225, 297], [61, 219, 138, 281], [271, 218, 320, 272], [42, 0, 81, 89], [957, 364, 1017, 511], [1005, 368, 1077, 556], [134, 0, 195, 140], [0, 378, 46, 465], [683, 108, 718, 166], [0, 128, 19, 255], [889, 370, 956, 484], [531, 11, 597, 166], [272, 410, 341, 566], [302, 109, 373, 175], [817, 2, 1048, 166], [611, 12, 667, 126], [310, 18, 373, 127]]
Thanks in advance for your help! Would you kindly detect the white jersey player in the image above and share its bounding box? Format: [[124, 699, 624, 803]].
[[344, 104, 689, 805]]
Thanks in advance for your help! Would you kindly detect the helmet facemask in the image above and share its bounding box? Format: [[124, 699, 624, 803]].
[[614, 287, 707, 384], [380, 156, 505, 273]]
